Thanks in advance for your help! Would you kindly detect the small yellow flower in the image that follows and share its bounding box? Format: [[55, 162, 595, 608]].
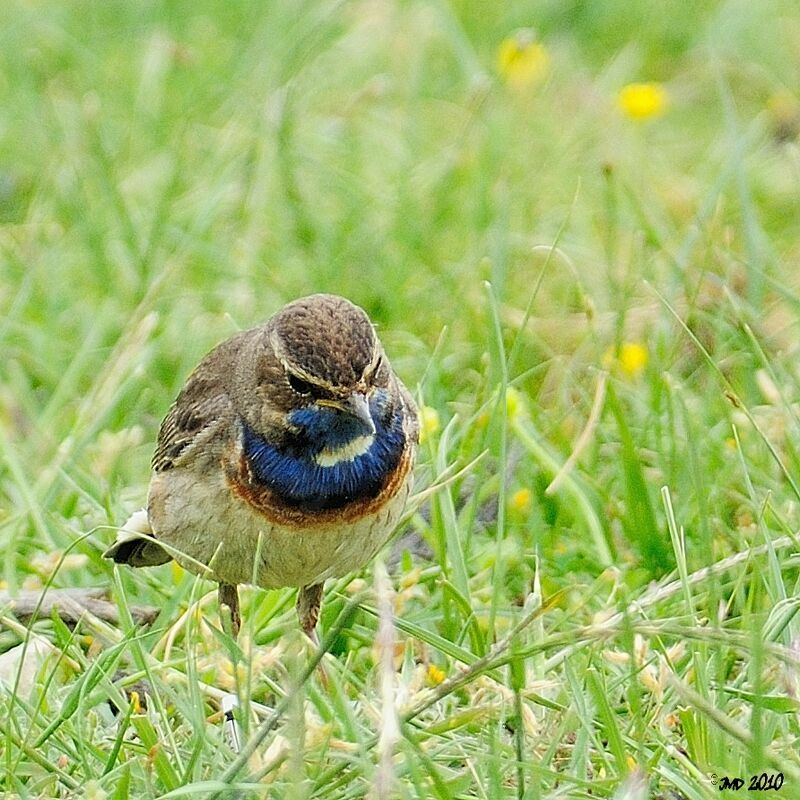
[[505, 386, 528, 421], [497, 30, 550, 88], [604, 342, 648, 377], [619, 342, 648, 376], [419, 405, 440, 444], [618, 82, 668, 120], [426, 663, 446, 686], [510, 487, 532, 514]]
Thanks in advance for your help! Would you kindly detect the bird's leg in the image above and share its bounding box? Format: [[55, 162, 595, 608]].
[[218, 582, 241, 638], [296, 583, 324, 644]]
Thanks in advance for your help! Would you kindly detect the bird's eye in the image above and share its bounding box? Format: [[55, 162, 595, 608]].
[[288, 373, 316, 396]]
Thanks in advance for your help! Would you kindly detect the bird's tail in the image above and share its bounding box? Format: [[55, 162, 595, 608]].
[[103, 509, 171, 568]]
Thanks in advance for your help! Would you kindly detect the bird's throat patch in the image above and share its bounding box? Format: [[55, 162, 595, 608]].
[[238, 409, 405, 513], [314, 433, 375, 466]]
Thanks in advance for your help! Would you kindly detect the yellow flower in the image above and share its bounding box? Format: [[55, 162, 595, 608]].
[[426, 663, 446, 686], [618, 82, 667, 120], [505, 386, 528, 421], [497, 30, 550, 88], [619, 342, 648, 376], [419, 405, 440, 444], [603, 342, 648, 378], [510, 487, 532, 514]]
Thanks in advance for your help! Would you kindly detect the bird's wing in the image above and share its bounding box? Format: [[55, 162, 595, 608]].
[[151, 332, 250, 472], [151, 383, 232, 472], [105, 375, 234, 567]]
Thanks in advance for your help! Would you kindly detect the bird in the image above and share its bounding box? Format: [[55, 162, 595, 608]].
[[103, 294, 418, 640]]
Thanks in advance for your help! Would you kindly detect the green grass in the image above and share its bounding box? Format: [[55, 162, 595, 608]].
[[2, 0, 800, 796]]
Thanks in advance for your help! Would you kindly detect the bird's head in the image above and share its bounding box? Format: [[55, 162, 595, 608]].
[[239, 294, 397, 466]]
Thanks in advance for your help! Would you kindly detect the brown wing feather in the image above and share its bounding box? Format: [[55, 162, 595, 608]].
[[151, 387, 231, 471], [151, 331, 251, 472]]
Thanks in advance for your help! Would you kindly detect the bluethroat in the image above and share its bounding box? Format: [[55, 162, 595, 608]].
[[104, 294, 419, 638]]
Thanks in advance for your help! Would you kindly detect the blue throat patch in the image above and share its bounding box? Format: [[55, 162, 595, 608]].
[[242, 391, 406, 511]]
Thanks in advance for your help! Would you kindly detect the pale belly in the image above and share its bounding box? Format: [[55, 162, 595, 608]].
[[147, 468, 412, 589]]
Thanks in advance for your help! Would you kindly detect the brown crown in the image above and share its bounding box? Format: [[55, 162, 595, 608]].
[[271, 294, 378, 388]]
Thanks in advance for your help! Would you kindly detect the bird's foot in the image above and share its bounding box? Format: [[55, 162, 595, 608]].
[[296, 583, 324, 644], [218, 582, 241, 638]]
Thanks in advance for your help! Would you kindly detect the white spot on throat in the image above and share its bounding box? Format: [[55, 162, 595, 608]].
[[314, 434, 375, 467]]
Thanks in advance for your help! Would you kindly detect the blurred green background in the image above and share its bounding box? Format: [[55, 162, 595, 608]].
[[3, 0, 800, 797]]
